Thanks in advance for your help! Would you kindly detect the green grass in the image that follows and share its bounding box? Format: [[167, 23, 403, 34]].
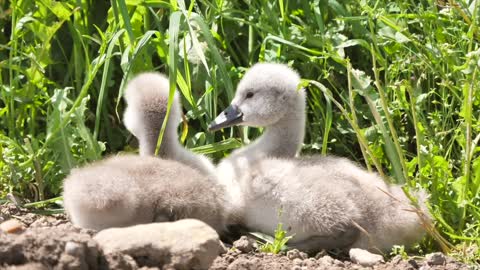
[[254, 222, 294, 254], [0, 0, 479, 261]]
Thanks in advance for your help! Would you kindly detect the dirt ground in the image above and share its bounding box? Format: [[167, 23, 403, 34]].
[[0, 203, 474, 270]]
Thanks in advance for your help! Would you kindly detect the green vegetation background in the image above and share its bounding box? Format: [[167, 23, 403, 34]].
[[0, 0, 479, 258]]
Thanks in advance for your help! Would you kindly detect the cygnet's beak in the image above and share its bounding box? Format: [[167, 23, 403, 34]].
[[208, 105, 244, 131]]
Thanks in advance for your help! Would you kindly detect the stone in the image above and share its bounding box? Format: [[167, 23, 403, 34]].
[[314, 250, 327, 259], [232, 236, 254, 253], [101, 253, 138, 270], [317, 255, 334, 266], [65, 241, 86, 257], [0, 219, 25, 234], [333, 259, 345, 267], [408, 258, 420, 269], [4, 263, 48, 270], [94, 219, 221, 270], [390, 255, 403, 265], [303, 258, 317, 267], [287, 249, 308, 260], [349, 248, 385, 267], [425, 252, 446, 266], [292, 258, 303, 266], [0, 226, 99, 269]]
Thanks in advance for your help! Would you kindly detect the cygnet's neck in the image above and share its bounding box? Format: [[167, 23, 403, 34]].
[[215, 98, 305, 222], [232, 96, 305, 160], [139, 117, 178, 157], [140, 118, 215, 176]]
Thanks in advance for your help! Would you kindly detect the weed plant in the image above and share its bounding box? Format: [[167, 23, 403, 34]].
[[256, 222, 293, 254], [0, 0, 479, 259]]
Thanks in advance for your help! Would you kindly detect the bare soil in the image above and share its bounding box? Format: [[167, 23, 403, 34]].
[[0, 203, 473, 270]]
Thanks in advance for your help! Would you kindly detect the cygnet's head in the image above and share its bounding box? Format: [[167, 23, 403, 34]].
[[209, 63, 303, 131], [123, 72, 182, 140]]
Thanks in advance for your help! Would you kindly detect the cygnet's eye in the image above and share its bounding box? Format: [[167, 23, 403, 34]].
[[245, 92, 254, 99]]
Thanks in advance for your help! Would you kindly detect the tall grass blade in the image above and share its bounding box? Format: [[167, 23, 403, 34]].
[[116, 0, 135, 45], [94, 29, 125, 141], [155, 11, 182, 156]]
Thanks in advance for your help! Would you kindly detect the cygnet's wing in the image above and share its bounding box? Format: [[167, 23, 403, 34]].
[[296, 155, 429, 252], [238, 158, 364, 251]]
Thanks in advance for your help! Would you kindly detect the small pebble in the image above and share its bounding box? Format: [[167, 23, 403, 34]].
[[314, 250, 327, 259], [317, 255, 334, 265], [293, 258, 303, 266], [5, 262, 48, 270], [349, 248, 385, 267], [232, 236, 254, 253], [303, 258, 317, 267], [0, 219, 25, 234], [333, 259, 345, 267], [225, 255, 235, 263], [64, 241, 85, 256], [287, 249, 308, 260], [408, 258, 419, 269], [390, 255, 403, 265], [250, 258, 260, 265], [425, 252, 446, 266]]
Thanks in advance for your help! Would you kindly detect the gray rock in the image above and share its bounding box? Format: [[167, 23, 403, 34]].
[[333, 259, 345, 267], [349, 248, 385, 267], [303, 258, 317, 267], [390, 255, 403, 265], [94, 219, 221, 270], [65, 241, 85, 257], [292, 258, 303, 266], [232, 236, 254, 253], [0, 226, 99, 269], [60, 241, 89, 270], [287, 249, 308, 260], [317, 255, 334, 266], [314, 250, 327, 259], [5, 263, 48, 270], [425, 252, 446, 266], [101, 253, 138, 270]]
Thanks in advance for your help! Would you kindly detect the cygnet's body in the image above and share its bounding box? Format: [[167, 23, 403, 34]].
[[209, 63, 429, 253], [239, 156, 427, 252], [123, 72, 215, 175], [63, 155, 226, 232], [63, 72, 228, 232]]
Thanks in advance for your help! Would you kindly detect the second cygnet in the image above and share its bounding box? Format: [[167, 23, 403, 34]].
[[63, 72, 232, 232], [209, 62, 429, 253]]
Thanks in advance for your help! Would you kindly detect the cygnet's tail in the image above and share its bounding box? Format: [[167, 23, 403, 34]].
[[379, 186, 431, 251], [63, 165, 143, 230]]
